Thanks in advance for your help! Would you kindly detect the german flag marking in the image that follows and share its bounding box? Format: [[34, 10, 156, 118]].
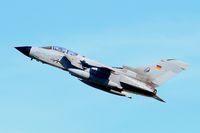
[[156, 65, 162, 70]]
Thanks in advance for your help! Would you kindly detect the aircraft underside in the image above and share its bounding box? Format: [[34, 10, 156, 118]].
[[79, 78, 156, 98]]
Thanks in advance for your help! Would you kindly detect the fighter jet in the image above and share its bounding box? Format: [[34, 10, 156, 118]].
[[15, 46, 188, 102]]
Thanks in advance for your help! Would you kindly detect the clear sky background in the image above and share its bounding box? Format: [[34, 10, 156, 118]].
[[0, 0, 199, 133]]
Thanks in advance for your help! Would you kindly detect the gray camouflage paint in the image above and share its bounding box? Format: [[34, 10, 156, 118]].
[[16, 46, 188, 102]]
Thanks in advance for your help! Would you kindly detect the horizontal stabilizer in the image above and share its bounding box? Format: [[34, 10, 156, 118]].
[[153, 95, 166, 103]]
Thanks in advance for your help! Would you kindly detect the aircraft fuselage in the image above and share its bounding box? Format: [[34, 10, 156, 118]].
[[15, 46, 161, 101]]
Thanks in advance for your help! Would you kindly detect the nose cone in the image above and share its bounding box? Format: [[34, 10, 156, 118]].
[[15, 46, 31, 56]]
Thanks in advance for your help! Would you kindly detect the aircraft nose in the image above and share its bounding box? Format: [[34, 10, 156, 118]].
[[15, 46, 32, 56]]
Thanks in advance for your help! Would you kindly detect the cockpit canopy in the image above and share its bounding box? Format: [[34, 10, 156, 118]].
[[42, 46, 78, 56]]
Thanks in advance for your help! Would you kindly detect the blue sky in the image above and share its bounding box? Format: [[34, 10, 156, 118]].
[[0, 0, 199, 133]]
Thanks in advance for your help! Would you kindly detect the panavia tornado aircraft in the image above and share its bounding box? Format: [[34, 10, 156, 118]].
[[15, 46, 188, 102]]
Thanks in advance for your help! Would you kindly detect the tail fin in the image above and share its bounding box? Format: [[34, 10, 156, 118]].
[[130, 59, 188, 87]]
